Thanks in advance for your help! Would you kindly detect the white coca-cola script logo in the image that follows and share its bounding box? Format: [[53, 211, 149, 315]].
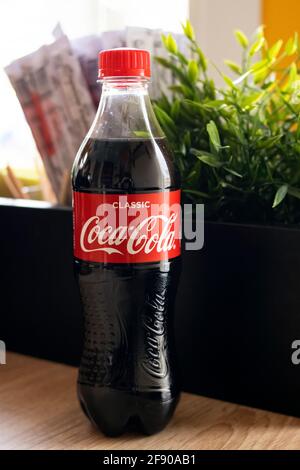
[[80, 208, 178, 256]]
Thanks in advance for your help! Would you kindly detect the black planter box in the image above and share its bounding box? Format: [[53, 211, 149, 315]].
[[1, 198, 300, 417]]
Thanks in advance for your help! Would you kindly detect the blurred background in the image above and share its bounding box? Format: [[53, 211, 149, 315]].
[[0, 0, 297, 203]]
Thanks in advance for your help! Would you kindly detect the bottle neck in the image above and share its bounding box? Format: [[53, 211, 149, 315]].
[[89, 78, 164, 140], [102, 78, 149, 95]]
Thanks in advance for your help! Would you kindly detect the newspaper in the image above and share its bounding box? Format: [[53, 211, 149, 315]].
[[71, 30, 126, 108], [5, 36, 95, 198]]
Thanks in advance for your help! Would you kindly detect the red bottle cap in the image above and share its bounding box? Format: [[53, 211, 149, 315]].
[[98, 48, 151, 79]]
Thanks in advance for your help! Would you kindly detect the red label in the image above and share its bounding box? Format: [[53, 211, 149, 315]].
[[73, 190, 181, 264]]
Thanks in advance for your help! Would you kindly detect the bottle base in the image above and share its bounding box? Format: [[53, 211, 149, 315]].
[[78, 385, 180, 437]]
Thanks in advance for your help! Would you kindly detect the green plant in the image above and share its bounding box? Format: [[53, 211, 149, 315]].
[[154, 21, 300, 225]]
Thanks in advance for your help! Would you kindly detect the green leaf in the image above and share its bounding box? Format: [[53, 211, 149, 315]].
[[188, 60, 199, 83], [241, 91, 264, 108], [183, 189, 211, 198], [155, 56, 171, 67], [182, 20, 195, 41], [296, 113, 300, 140], [253, 67, 269, 84], [171, 99, 180, 120], [285, 37, 294, 55], [234, 29, 249, 48], [203, 99, 226, 108], [154, 57, 191, 86], [184, 132, 191, 148], [166, 34, 178, 54], [285, 32, 298, 55], [157, 93, 171, 112], [289, 62, 297, 82], [153, 104, 177, 136], [257, 135, 282, 149], [161, 33, 168, 49], [169, 84, 194, 98], [224, 59, 242, 75], [187, 159, 201, 180], [288, 186, 300, 199], [182, 99, 204, 115], [224, 167, 243, 178], [195, 47, 207, 71], [206, 121, 221, 152], [272, 185, 288, 208], [269, 39, 283, 59], [190, 149, 213, 158], [251, 58, 269, 72], [222, 74, 238, 90], [190, 149, 223, 168], [176, 51, 189, 65], [249, 37, 265, 56], [282, 62, 298, 91]]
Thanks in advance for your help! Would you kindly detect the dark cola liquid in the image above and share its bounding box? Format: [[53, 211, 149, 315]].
[[72, 138, 181, 436]]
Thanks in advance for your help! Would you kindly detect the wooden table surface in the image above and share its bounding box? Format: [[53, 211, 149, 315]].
[[0, 352, 300, 450]]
